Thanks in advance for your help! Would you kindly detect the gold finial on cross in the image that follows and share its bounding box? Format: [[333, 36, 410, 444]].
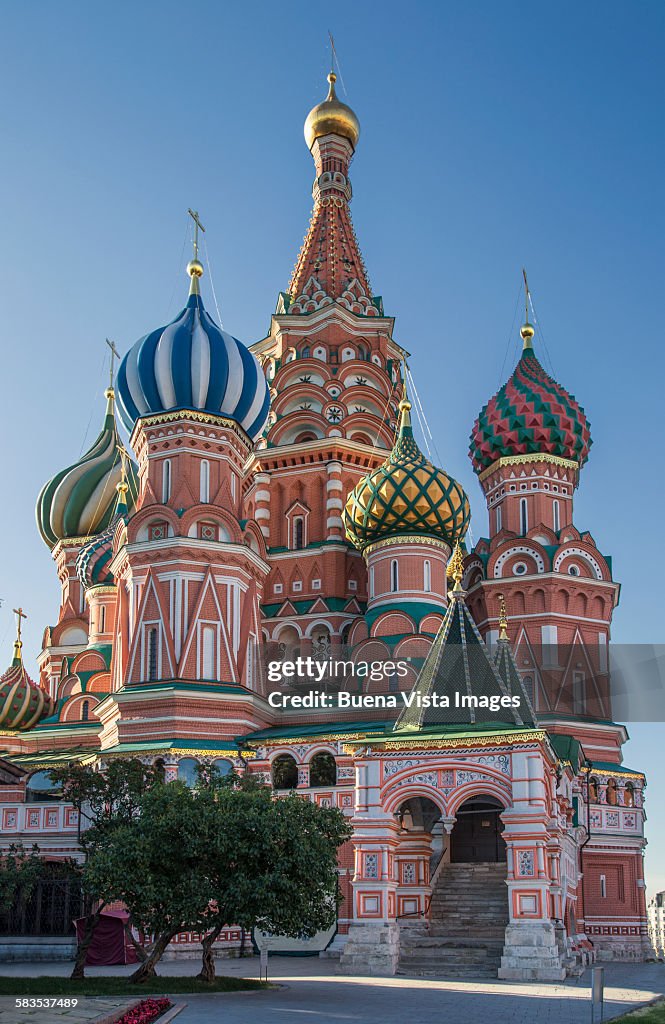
[[187, 209, 206, 261], [520, 268, 535, 349], [106, 338, 121, 390], [497, 592, 509, 642], [12, 607, 27, 662]]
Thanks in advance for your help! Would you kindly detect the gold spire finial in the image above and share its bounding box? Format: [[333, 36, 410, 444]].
[[187, 209, 205, 295], [397, 362, 412, 430], [116, 446, 130, 499], [446, 541, 465, 594], [497, 592, 509, 641], [12, 607, 27, 663], [520, 268, 535, 349]]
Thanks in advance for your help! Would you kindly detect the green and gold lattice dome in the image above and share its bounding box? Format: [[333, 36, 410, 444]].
[[344, 399, 470, 552]]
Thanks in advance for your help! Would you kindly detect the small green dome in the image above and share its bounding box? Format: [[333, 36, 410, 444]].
[[36, 389, 138, 550], [344, 399, 470, 552]]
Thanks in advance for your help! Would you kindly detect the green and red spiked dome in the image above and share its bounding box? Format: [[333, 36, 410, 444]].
[[469, 323, 592, 475]]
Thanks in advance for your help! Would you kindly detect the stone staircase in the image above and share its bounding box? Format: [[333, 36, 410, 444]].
[[398, 862, 509, 977]]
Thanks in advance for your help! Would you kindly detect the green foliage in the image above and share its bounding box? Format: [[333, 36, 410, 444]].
[[0, 844, 43, 914]]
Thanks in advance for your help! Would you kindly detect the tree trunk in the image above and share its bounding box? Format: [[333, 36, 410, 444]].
[[123, 920, 149, 962], [70, 903, 106, 980], [129, 930, 174, 983], [197, 922, 223, 983]]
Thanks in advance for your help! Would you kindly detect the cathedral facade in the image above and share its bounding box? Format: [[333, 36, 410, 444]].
[[0, 72, 649, 977]]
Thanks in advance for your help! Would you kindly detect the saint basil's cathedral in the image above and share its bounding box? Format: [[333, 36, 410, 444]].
[[0, 72, 650, 977]]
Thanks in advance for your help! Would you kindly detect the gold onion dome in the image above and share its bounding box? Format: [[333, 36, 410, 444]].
[[344, 396, 471, 553], [0, 620, 55, 732], [304, 72, 360, 150]]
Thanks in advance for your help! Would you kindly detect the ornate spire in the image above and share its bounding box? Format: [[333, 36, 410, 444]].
[[284, 73, 380, 317], [497, 592, 509, 641], [520, 268, 535, 350], [446, 541, 465, 594]]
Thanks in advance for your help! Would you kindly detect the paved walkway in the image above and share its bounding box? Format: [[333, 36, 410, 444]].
[[0, 958, 663, 1023]]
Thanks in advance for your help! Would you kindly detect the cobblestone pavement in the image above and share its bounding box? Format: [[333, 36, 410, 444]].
[[0, 958, 662, 1024], [0, 996, 134, 1024]]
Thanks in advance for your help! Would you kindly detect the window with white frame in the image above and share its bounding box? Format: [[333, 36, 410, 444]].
[[520, 497, 528, 535], [553, 498, 560, 533], [99, 605, 106, 633], [201, 624, 215, 679], [496, 505, 502, 533], [423, 559, 431, 593], [599, 874, 607, 898], [391, 560, 399, 593], [200, 460, 210, 503], [162, 459, 172, 503], [146, 626, 159, 681], [369, 565, 375, 599]]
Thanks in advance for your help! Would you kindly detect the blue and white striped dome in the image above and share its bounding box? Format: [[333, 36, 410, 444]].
[[115, 288, 270, 442]]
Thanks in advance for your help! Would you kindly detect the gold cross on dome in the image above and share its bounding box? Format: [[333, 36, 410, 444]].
[[12, 606, 27, 642], [106, 338, 121, 388], [188, 208, 206, 260]]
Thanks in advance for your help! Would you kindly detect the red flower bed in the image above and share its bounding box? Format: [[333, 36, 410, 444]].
[[114, 997, 171, 1024]]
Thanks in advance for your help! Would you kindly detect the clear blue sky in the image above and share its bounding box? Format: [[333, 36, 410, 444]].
[[1, 2, 663, 888]]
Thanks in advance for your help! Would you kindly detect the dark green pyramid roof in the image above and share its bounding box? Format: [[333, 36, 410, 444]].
[[395, 589, 537, 732], [494, 638, 537, 724]]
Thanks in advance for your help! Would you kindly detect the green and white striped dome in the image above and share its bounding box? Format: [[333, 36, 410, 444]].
[[36, 389, 138, 550]]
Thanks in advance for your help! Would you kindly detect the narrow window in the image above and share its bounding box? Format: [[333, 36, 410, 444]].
[[81, 701, 89, 722], [369, 565, 375, 599], [625, 783, 635, 807], [423, 559, 431, 593], [600, 874, 607, 898], [553, 499, 560, 533], [294, 517, 304, 550], [147, 627, 158, 681], [496, 505, 502, 533], [162, 459, 172, 503], [572, 670, 585, 715], [391, 560, 399, 593], [201, 625, 215, 679], [99, 605, 106, 633], [520, 497, 528, 535], [246, 637, 254, 688], [200, 460, 210, 503]]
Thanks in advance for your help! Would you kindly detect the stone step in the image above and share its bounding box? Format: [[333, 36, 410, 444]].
[[398, 962, 500, 977], [428, 926, 507, 939]]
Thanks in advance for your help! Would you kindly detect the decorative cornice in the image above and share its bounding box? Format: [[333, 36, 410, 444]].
[[478, 453, 579, 483], [343, 729, 548, 753], [131, 409, 253, 447], [363, 535, 451, 558], [581, 765, 645, 780]]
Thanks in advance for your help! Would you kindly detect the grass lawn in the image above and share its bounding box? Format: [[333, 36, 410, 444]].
[[0, 975, 270, 996], [613, 1000, 665, 1023]]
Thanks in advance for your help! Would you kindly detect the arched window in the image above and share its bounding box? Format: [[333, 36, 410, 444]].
[[391, 560, 399, 593], [200, 460, 210, 503], [624, 782, 635, 807], [81, 700, 89, 722], [212, 758, 233, 778], [553, 499, 560, 533], [99, 605, 106, 633], [177, 758, 199, 788], [154, 758, 166, 783], [162, 459, 172, 503], [588, 776, 599, 803], [423, 560, 431, 593], [146, 627, 158, 682], [272, 754, 298, 790], [27, 771, 62, 803], [520, 497, 528, 535], [606, 779, 618, 806], [302, 345, 310, 358], [496, 505, 502, 533], [294, 517, 304, 550], [310, 752, 337, 787]]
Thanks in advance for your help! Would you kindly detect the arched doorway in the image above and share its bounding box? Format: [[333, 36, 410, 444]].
[[450, 796, 506, 863]]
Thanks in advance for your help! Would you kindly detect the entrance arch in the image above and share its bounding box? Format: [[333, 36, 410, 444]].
[[450, 795, 507, 863]]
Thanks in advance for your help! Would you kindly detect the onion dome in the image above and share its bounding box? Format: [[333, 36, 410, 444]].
[[304, 72, 360, 150], [0, 614, 55, 731], [469, 322, 592, 475], [76, 477, 130, 589], [36, 389, 139, 550], [115, 260, 270, 442], [344, 397, 470, 552]]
